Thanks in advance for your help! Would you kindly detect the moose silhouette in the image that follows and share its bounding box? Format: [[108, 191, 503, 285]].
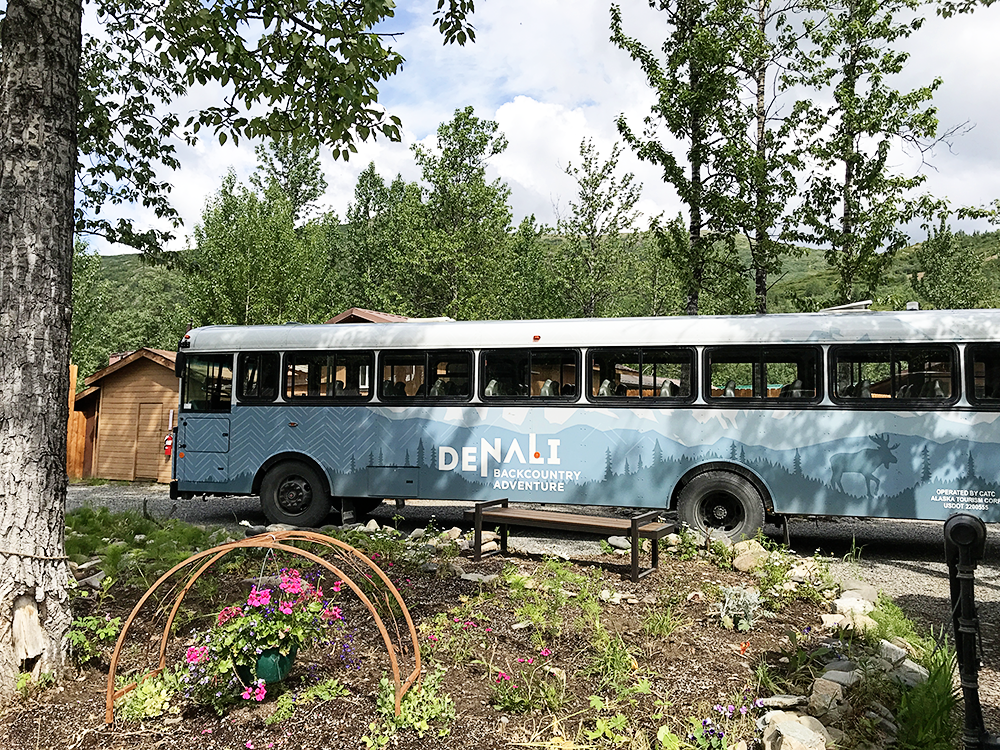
[[830, 433, 900, 497]]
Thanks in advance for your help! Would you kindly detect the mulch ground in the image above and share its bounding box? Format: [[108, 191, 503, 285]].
[[2, 552, 823, 750]]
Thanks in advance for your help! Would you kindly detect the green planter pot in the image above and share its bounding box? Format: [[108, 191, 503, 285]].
[[236, 646, 297, 685]]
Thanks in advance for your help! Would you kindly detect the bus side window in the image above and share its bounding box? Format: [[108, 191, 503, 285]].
[[968, 345, 1000, 404], [237, 352, 279, 402], [380, 352, 425, 398], [183, 354, 233, 412], [833, 345, 955, 404]]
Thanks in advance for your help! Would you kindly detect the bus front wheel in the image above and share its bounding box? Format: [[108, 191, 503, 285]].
[[677, 471, 764, 542], [261, 462, 330, 527]]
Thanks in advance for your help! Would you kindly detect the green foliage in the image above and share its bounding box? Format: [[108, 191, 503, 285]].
[[642, 597, 686, 639], [265, 677, 348, 726], [716, 586, 762, 632], [585, 630, 644, 700], [552, 139, 645, 318], [72, 0, 475, 254], [758, 628, 832, 695], [66, 614, 122, 666], [789, 0, 945, 304], [912, 217, 996, 309], [65, 506, 225, 587], [895, 640, 960, 750], [341, 108, 554, 321], [117, 668, 184, 722], [182, 169, 337, 327], [15, 671, 55, 700], [370, 666, 455, 740]]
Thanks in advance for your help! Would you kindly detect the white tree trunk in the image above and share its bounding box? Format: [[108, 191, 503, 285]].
[[0, 0, 82, 695]]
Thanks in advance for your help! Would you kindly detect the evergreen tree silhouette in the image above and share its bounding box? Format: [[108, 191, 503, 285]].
[[378, 448, 384, 465], [729, 442, 738, 461], [624, 458, 631, 475], [739, 446, 747, 463], [427, 442, 436, 468], [636, 454, 644, 473], [793, 449, 802, 477], [417, 439, 425, 468], [604, 448, 614, 480], [367, 451, 374, 467], [653, 440, 663, 465], [967, 450, 976, 480], [920, 445, 931, 483], [350, 454, 356, 473], [405, 450, 412, 467]]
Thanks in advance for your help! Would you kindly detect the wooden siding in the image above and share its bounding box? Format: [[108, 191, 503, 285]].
[[92, 359, 178, 482], [67, 364, 86, 479]]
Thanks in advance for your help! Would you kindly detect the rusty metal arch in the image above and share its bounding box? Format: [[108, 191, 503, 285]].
[[105, 530, 421, 723]]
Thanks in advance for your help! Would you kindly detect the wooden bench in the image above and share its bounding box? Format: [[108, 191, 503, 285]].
[[465, 499, 675, 582]]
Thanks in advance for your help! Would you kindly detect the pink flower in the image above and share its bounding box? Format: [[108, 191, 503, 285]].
[[332, 580, 343, 593], [247, 586, 272, 608], [253, 682, 267, 701], [217, 605, 243, 626], [279, 570, 303, 594], [242, 685, 254, 700], [427, 634, 439, 642], [322, 606, 343, 621], [279, 602, 293, 615], [246, 742, 254, 749], [201, 728, 212, 734], [539, 648, 552, 657], [185, 646, 208, 665]]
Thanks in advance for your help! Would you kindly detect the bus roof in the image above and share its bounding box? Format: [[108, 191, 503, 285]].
[[180, 309, 1000, 352]]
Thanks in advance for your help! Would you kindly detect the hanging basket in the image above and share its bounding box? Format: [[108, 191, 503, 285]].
[[237, 645, 298, 685]]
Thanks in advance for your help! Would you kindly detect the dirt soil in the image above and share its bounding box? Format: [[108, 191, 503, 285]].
[[1, 551, 833, 750]]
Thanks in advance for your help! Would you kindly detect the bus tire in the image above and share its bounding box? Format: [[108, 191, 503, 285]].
[[677, 471, 764, 542], [261, 462, 330, 527]]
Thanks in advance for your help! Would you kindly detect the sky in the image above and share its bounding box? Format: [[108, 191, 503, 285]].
[[89, 0, 1000, 255]]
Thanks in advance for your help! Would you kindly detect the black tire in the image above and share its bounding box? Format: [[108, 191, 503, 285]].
[[260, 461, 330, 527], [676, 471, 765, 541], [352, 497, 384, 516]]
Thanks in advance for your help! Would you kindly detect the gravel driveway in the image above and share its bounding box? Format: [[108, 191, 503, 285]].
[[68, 482, 1000, 729]]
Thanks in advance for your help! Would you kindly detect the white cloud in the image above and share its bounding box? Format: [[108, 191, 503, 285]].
[[87, 1, 1000, 254]]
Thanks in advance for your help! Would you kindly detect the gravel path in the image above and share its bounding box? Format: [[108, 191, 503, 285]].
[[68, 482, 1000, 729]]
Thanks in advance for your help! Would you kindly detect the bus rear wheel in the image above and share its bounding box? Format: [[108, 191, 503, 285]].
[[677, 471, 764, 542], [261, 462, 330, 527]]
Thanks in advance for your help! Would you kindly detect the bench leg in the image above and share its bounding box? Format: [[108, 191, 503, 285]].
[[630, 516, 640, 583], [474, 503, 483, 562]]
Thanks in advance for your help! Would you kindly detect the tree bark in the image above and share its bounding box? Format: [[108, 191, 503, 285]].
[[0, 0, 82, 694]]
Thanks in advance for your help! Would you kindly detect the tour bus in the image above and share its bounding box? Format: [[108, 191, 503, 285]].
[[170, 309, 1000, 540]]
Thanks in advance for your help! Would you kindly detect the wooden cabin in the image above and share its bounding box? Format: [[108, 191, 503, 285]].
[[72, 349, 178, 482]]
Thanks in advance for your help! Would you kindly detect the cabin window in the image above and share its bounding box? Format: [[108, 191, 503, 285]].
[[182, 354, 233, 412], [832, 345, 955, 403], [481, 349, 578, 399], [588, 348, 694, 399], [284, 351, 373, 400]]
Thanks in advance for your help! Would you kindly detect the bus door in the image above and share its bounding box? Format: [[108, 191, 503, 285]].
[[176, 354, 233, 485]]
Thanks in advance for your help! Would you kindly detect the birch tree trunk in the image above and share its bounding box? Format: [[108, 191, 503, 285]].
[[0, 0, 82, 695]]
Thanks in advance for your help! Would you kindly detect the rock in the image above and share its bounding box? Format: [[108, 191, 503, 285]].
[[844, 613, 879, 633], [733, 539, 769, 572], [665, 533, 682, 546], [408, 528, 425, 541], [761, 695, 808, 709], [599, 588, 613, 602], [764, 719, 826, 750], [511, 620, 532, 631], [819, 614, 846, 630], [456, 539, 470, 551], [480, 530, 499, 543], [822, 659, 857, 673], [794, 716, 833, 747], [445, 526, 463, 540], [865, 711, 899, 736], [607, 535, 631, 550], [877, 639, 907, 666], [419, 562, 438, 574], [244, 525, 269, 537], [78, 571, 107, 590], [266, 523, 298, 532], [807, 678, 843, 718], [890, 658, 929, 687], [833, 597, 874, 616], [480, 540, 499, 554], [840, 578, 879, 602], [446, 563, 466, 577], [819, 669, 861, 688], [543, 665, 567, 683]]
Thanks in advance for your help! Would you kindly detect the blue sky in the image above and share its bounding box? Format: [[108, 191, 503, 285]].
[[90, 0, 1000, 255]]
